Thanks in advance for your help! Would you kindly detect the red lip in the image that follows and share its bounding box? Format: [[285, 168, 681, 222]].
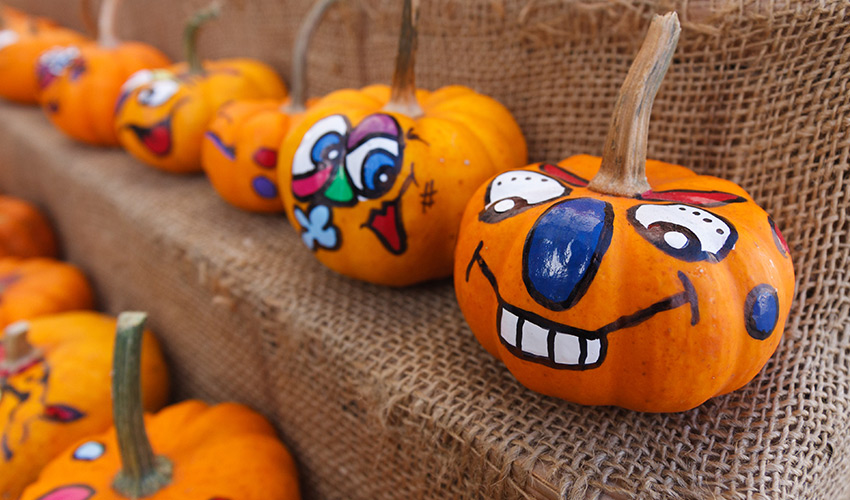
[[128, 119, 172, 157], [34, 485, 95, 500]]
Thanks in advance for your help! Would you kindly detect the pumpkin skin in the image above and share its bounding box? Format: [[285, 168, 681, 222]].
[[37, 41, 170, 146], [115, 60, 287, 174], [0, 312, 168, 499], [202, 98, 313, 212], [278, 84, 527, 286], [0, 257, 94, 328], [20, 400, 301, 500], [454, 155, 796, 412], [0, 20, 86, 104], [0, 196, 57, 258]]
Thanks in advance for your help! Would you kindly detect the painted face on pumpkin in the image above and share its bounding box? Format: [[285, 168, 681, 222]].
[[35, 46, 83, 96], [115, 69, 187, 157], [290, 113, 412, 254], [0, 355, 84, 462], [462, 162, 789, 371]]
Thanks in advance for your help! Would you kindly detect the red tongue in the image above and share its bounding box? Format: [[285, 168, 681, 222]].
[[364, 201, 404, 254], [142, 124, 171, 156]]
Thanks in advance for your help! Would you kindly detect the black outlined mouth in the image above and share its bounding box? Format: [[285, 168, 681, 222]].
[[123, 97, 190, 157], [465, 241, 699, 370]]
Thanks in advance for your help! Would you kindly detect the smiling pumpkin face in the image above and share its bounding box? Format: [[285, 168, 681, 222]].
[[114, 61, 286, 173], [455, 155, 795, 412], [278, 85, 527, 286]]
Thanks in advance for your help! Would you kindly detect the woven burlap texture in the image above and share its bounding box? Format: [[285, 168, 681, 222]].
[[2, 0, 849, 499]]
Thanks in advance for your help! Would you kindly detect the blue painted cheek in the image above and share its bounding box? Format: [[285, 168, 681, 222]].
[[745, 284, 780, 340], [523, 198, 613, 311], [252, 176, 278, 199]]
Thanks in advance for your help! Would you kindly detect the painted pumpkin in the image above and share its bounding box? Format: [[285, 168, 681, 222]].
[[37, 0, 170, 146], [454, 13, 795, 412], [0, 13, 86, 104], [201, 0, 340, 212], [0, 312, 168, 499], [116, 4, 287, 174], [20, 312, 300, 500], [0, 196, 57, 258], [278, 0, 527, 286], [0, 257, 94, 329]]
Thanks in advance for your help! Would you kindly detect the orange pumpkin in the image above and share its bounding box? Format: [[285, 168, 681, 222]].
[[454, 13, 795, 413], [0, 10, 86, 104], [0, 257, 94, 328], [20, 312, 300, 500], [0, 312, 168, 499], [37, 0, 170, 146], [277, 0, 527, 286], [201, 0, 340, 212], [0, 195, 57, 259], [115, 3, 287, 174]]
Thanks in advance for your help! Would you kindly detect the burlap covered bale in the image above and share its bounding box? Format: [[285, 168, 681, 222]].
[[2, 0, 849, 498]]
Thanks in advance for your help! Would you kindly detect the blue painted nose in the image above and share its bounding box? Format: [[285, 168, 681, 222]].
[[523, 198, 613, 311]]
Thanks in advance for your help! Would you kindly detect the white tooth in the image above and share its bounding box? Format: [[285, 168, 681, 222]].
[[499, 309, 518, 347], [585, 339, 602, 365], [553, 333, 581, 365], [522, 321, 549, 357]]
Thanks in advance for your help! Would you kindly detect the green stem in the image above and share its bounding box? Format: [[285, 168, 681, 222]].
[[97, 0, 121, 48], [284, 0, 344, 113], [111, 312, 173, 499], [184, 1, 222, 75], [588, 12, 681, 197], [0, 321, 41, 375], [382, 0, 422, 117]]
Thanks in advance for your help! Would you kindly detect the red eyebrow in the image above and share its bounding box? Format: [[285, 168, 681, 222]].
[[539, 164, 589, 187], [639, 190, 745, 207]]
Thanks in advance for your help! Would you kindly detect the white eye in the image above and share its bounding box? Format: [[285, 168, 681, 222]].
[[136, 79, 179, 107], [292, 115, 349, 176], [72, 441, 105, 461], [629, 203, 737, 262], [486, 171, 566, 213], [0, 30, 19, 50], [38, 46, 80, 75], [121, 69, 155, 93], [344, 136, 400, 195]]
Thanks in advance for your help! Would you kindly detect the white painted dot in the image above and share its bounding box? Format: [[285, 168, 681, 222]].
[[493, 199, 515, 213], [439, 158, 445, 163], [664, 231, 689, 249], [327, 150, 339, 160], [0, 30, 20, 50], [378, 173, 388, 183], [464, 159, 470, 165], [73, 441, 105, 461]]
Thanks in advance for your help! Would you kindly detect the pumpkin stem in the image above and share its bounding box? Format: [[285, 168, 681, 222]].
[[184, 1, 222, 75], [588, 12, 681, 197], [97, 0, 121, 48], [0, 321, 42, 375], [284, 0, 344, 113], [112, 312, 173, 498], [382, 0, 423, 117]]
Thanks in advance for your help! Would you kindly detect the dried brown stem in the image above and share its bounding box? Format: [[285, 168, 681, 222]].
[[588, 12, 681, 197], [383, 0, 422, 117]]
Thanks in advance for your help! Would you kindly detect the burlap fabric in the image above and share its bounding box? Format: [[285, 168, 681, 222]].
[[1, 0, 848, 498]]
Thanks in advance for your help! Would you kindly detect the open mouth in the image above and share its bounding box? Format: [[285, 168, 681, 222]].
[[127, 117, 173, 157], [467, 241, 699, 370]]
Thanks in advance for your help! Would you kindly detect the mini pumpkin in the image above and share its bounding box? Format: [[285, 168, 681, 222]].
[[115, 3, 287, 174], [0, 312, 168, 499], [201, 0, 340, 212], [0, 10, 86, 104], [278, 0, 527, 286], [0, 195, 57, 259], [37, 0, 170, 146], [20, 312, 300, 500], [454, 13, 795, 413], [0, 257, 94, 329]]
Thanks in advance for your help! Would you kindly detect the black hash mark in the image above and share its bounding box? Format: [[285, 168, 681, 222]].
[[420, 180, 437, 213]]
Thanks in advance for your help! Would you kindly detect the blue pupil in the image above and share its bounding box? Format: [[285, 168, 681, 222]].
[[311, 133, 341, 163], [363, 151, 396, 191]]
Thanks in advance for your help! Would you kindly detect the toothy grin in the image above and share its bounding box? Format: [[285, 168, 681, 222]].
[[467, 241, 699, 370], [498, 303, 606, 369]]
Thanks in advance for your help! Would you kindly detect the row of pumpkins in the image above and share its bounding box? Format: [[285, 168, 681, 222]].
[[0, 196, 300, 498], [0, 0, 796, 417]]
